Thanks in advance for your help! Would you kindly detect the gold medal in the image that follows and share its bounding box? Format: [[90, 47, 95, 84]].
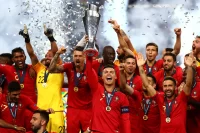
[[106, 106, 111, 111], [74, 87, 79, 92], [20, 84, 24, 89], [166, 117, 171, 123], [143, 115, 148, 120]]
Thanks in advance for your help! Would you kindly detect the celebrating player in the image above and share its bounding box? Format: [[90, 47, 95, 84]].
[[19, 25, 65, 133], [49, 46, 92, 133], [0, 81, 54, 133], [137, 52, 194, 133], [85, 53, 131, 133]]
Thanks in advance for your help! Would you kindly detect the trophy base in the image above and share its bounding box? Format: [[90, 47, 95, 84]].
[[84, 48, 98, 57]]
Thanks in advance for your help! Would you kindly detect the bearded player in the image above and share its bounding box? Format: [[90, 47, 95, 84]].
[[137, 52, 194, 133], [49, 46, 92, 133]]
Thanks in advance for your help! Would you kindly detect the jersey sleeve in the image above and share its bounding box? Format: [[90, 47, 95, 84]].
[[178, 90, 188, 102], [157, 59, 164, 70], [120, 94, 131, 133], [23, 95, 38, 111], [0, 64, 10, 76], [62, 62, 73, 72], [175, 66, 183, 87], [114, 65, 121, 86], [153, 92, 164, 105], [32, 62, 44, 73], [131, 89, 142, 100], [86, 57, 99, 94], [134, 76, 143, 91]]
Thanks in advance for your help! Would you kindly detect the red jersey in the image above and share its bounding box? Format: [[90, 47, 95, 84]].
[[143, 59, 163, 75], [127, 74, 142, 91], [0, 64, 37, 103], [0, 94, 38, 133], [132, 90, 160, 133], [154, 91, 188, 133], [86, 57, 131, 133], [196, 67, 200, 81], [126, 75, 142, 133], [154, 66, 183, 92], [92, 60, 120, 86], [62, 62, 92, 109], [186, 81, 200, 133]]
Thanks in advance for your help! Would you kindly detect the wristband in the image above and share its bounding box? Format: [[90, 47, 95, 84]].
[[25, 37, 30, 43], [48, 36, 56, 42]]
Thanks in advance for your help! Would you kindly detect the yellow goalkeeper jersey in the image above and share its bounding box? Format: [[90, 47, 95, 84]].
[[33, 62, 65, 133]]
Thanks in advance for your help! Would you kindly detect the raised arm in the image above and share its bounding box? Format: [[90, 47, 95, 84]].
[[43, 25, 58, 55], [183, 53, 194, 95], [86, 56, 98, 94], [172, 28, 181, 56], [120, 29, 136, 52], [108, 20, 129, 49], [137, 53, 156, 96], [108, 19, 137, 56], [19, 25, 39, 66], [48, 47, 66, 73], [119, 63, 134, 95], [76, 35, 89, 48]]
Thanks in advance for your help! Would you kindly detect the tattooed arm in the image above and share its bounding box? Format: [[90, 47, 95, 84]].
[[48, 47, 66, 73]]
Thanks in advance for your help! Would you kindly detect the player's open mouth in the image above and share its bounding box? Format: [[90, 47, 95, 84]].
[[192, 46, 196, 51], [18, 62, 23, 66], [106, 77, 112, 81]]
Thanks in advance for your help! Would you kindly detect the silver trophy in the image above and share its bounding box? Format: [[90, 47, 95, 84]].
[[83, 4, 101, 57]]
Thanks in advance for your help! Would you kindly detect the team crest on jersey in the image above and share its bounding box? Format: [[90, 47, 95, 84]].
[[19, 104, 22, 107], [174, 101, 178, 108], [153, 67, 157, 71], [115, 96, 119, 101], [152, 100, 157, 106], [83, 76, 86, 81], [0, 64, 5, 66], [192, 91, 197, 98], [131, 84, 135, 88]]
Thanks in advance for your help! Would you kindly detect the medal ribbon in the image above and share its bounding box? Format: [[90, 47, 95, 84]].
[[128, 73, 136, 87], [105, 89, 116, 107], [145, 61, 156, 74], [15, 65, 27, 85], [0, 74, 6, 87], [164, 69, 176, 77], [8, 102, 18, 119], [165, 98, 175, 118], [143, 98, 152, 115], [44, 69, 49, 83], [73, 63, 86, 87]]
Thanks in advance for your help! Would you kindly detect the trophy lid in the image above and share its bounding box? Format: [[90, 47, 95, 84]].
[[88, 4, 99, 12]]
